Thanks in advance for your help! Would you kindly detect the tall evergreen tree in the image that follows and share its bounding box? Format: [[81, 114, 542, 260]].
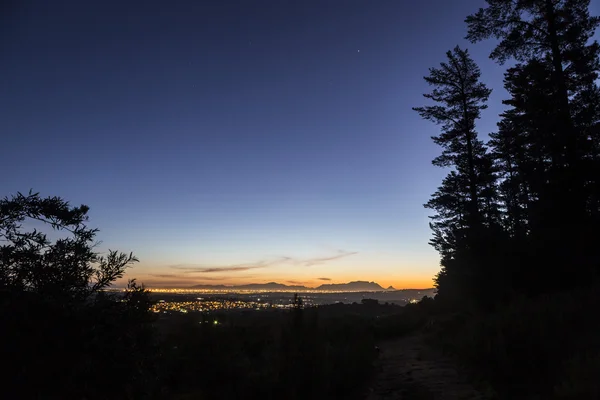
[[414, 46, 500, 306], [490, 60, 558, 235]]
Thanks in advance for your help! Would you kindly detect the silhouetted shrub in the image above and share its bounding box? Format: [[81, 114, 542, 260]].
[[0, 192, 157, 399]]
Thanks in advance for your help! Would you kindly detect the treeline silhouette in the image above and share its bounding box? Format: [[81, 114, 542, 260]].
[[413, 0, 600, 397]]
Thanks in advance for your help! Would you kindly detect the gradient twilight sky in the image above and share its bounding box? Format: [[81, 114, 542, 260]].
[[3, 1, 596, 288]]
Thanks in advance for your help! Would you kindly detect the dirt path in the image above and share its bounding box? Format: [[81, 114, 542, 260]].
[[367, 335, 495, 400]]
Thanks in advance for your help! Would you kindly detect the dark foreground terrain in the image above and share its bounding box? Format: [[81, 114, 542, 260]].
[[368, 285, 600, 400], [155, 300, 404, 400], [368, 335, 493, 400]]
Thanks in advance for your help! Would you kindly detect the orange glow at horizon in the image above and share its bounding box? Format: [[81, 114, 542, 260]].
[[118, 251, 440, 290], [117, 273, 435, 290]]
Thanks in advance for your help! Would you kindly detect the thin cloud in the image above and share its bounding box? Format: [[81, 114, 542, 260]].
[[317, 277, 332, 281], [182, 266, 259, 274], [169, 258, 287, 274], [300, 250, 358, 267], [188, 276, 229, 281], [167, 250, 358, 274]]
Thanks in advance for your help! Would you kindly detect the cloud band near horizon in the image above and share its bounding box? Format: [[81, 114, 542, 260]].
[[167, 250, 358, 274]]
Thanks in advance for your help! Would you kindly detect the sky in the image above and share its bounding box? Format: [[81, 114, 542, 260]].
[[3, 0, 597, 289]]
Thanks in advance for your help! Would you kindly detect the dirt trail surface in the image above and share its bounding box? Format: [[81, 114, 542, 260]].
[[367, 335, 494, 400]]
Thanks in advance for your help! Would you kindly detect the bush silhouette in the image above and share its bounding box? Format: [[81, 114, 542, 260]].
[[0, 191, 157, 399]]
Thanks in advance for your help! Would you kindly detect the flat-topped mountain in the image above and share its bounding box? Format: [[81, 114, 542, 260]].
[[315, 281, 385, 291]]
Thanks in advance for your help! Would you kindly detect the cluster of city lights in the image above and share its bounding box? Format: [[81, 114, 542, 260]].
[[151, 298, 296, 314]]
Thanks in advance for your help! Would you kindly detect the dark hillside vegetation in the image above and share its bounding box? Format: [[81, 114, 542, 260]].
[[156, 301, 408, 399]]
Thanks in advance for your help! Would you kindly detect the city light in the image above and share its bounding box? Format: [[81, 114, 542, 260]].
[[150, 298, 298, 314]]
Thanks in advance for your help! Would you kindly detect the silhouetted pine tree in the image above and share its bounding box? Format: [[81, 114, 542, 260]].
[[494, 61, 561, 230], [468, 0, 600, 292], [414, 46, 502, 307]]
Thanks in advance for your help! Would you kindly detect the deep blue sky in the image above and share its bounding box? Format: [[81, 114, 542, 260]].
[[3, 0, 595, 288]]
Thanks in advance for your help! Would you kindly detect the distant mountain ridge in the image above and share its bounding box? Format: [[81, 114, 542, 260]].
[[314, 281, 385, 291], [190, 280, 398, 292]]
